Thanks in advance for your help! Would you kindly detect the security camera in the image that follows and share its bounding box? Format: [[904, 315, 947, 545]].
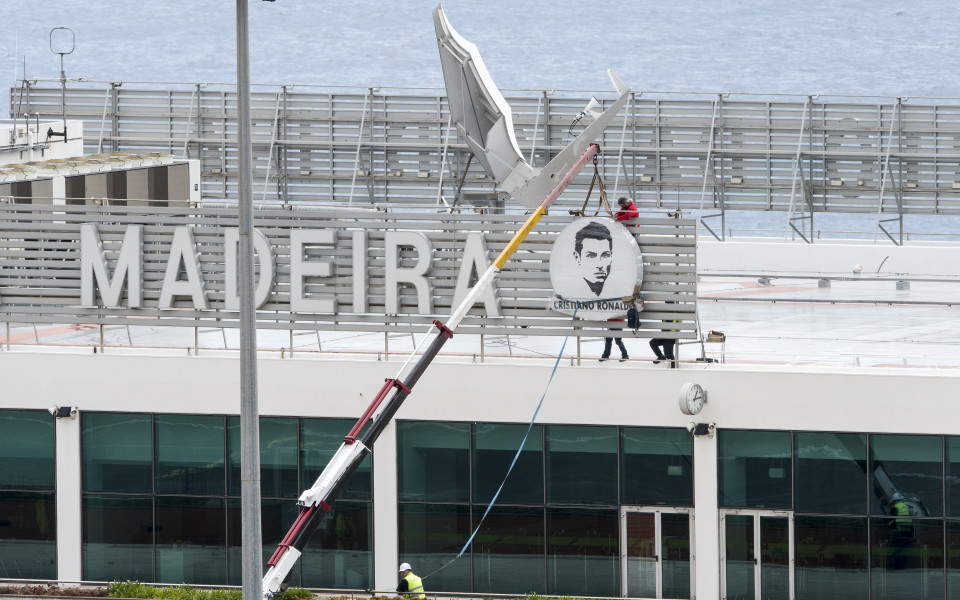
[[690, 422, 717, 438], [51, 406, 78, 419]]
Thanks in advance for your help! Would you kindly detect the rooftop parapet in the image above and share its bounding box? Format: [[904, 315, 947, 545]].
[[0, 119, 84, 165]]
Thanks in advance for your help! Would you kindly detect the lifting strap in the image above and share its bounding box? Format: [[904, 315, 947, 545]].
[[570, 154, 613, 217]]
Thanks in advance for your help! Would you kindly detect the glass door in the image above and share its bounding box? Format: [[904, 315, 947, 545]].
[[621, 506, 694, 599], [720, 510, 794, 600]]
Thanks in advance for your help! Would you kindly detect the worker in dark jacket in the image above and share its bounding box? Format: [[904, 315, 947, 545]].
[[397, 562, 426, 599], [600, 317, 629, 362], [650, 314, 679, 368]]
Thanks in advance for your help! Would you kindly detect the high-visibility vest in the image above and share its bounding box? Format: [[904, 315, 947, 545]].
[[403, 573, 426, 599], [893, 500, 913, 534]]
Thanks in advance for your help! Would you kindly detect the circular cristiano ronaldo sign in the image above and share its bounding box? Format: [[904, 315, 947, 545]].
[[548, 217, 643, 318]]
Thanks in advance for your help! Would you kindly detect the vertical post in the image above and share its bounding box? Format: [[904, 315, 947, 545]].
[[54, 414, 82, 584], [693, 431, 720, 597], [236, 3, 263, 600], [59, 52, 67, 139], [372, 422, 400, 591]]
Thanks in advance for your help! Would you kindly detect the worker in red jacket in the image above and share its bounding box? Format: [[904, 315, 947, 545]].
[[615, 196, 639, 225]]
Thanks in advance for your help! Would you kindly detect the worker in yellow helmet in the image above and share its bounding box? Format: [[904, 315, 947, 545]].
[[397, 562, 426, 599]]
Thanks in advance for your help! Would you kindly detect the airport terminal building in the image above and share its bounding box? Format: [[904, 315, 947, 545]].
[[2, 202, 960, 600], [5, 64, 960, 598]]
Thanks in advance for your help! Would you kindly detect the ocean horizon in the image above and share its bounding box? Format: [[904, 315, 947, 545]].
[[5, 0, 960, 237], [7, 1, 960, 101]]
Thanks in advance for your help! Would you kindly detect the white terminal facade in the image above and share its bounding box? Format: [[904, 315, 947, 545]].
[[2, 201, 960, 600]]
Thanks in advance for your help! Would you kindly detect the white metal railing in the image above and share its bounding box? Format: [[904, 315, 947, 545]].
[[722, 228, 960, 242], [5, 323, 956, 370]]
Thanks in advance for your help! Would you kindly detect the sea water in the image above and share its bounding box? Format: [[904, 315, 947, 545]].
[[4, 0, 960, 237]]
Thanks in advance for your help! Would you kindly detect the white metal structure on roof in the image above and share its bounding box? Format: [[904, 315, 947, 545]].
[[10, 83, 960, 243]]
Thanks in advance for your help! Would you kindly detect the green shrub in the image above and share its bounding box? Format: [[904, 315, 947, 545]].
[[106, 581, 317, 600], [107, 581, 153, 598], [524, 595, 590, 600], [107, 582, 245, 600]]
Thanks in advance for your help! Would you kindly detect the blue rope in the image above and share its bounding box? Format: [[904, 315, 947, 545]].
[[417, 294, 643, 583], [419, 305, 582, 582], [456, 304, 580, 556]]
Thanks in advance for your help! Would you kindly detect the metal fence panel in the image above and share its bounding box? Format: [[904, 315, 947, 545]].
[[0, 205, 697, 339]]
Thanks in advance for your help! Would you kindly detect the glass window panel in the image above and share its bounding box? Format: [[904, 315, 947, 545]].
[[621, 427, 693, 506], [724, 514, 755, 600], [472, 423, 543, 505], [719, 430, 792, 509], [301, 418, 371, 501], [398, 503, 471, 592], [228, 498, 302, 587], [661, 513, 691, 599], [156, 415, 225, 496], [83, 413, 152, 493], [625, 512, 656, 598], [82, 494, 154, 582], [795, 432, 867, 514], [546, 507, 618, 597], [398, 422, 469, 503], [471, 506, 544, 594], [0, 491, 56, 579], [301, 501, 372, 590], [228, 417, 298, 498], [759, 516, 790, 600], [155, 496, 226, 584], [870, 434, 942, 517], [546, 425, 617, 506], [870, 517, 944, 600], [0, 410, 55, 490], [946, 438, 960, 517], [947, 521, 960, 599], [795, 516, 867, 600]]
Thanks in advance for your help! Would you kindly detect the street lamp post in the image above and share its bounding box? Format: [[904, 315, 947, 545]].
[[236, 2, 263, 600]]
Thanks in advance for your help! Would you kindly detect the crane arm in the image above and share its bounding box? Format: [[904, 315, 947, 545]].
[[260, 143, 600, 599]]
